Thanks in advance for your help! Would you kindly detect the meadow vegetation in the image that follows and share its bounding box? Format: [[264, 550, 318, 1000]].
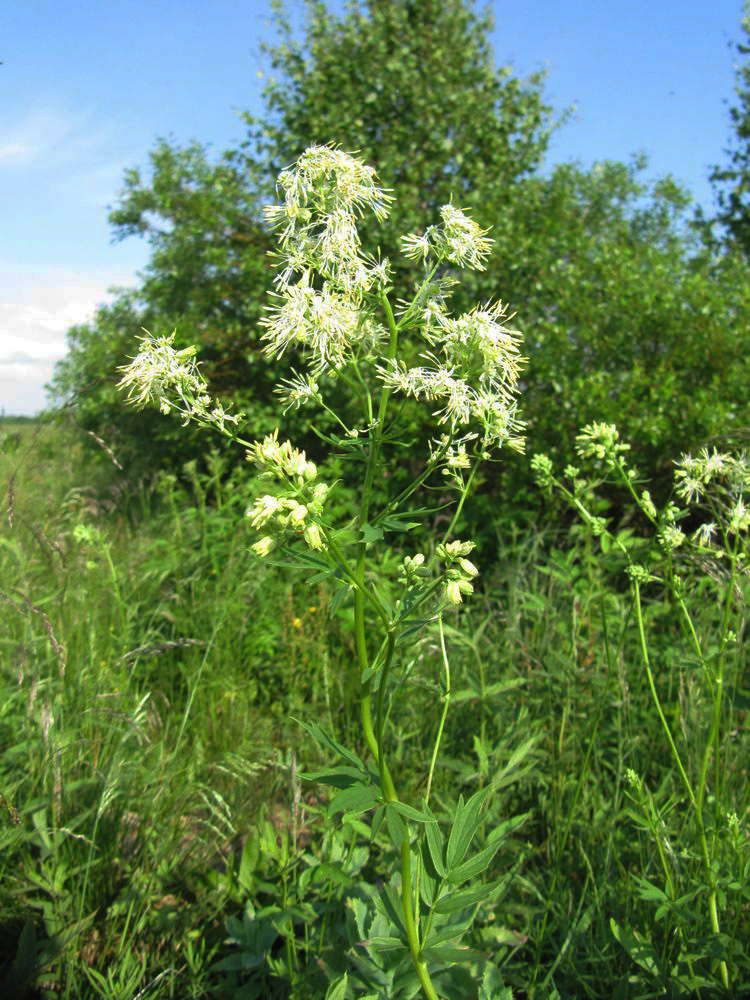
[[1, 396, 748, 1000], [3, 1, 750, 996]]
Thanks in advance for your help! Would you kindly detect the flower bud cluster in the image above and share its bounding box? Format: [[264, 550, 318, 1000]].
[[436, 539, 479, 606], [398, 552, 429, 586], [247, 490, 328, 557], [247, 431, 319, 486], [530, 453, 554, 490], [575, 423, 630, 469], [246, 431, 330, 556]]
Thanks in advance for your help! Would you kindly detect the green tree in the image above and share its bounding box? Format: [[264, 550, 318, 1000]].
[[49, 0, 554, 477], [51, 0, 750, 519], [710, 6, 750, 252]]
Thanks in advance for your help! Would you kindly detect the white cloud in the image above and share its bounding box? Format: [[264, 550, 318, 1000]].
[[0, 265, 136, 416], [0, 142, 33, 162], [0, 106, 115, 170]]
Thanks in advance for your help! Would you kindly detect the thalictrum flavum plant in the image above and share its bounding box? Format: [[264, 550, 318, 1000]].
[[119, 145, 526, 999]]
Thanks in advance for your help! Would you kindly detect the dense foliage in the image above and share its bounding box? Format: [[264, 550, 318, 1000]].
[[50, 0, 750, 512], [710, 7, 750, 253], [2, 419, 748, 997]]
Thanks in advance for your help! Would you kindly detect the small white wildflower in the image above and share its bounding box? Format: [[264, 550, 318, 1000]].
[[435, 204, 493, 270], [275, 370, 320, 412], [247, 495, 282, 529], [401, 231, 434, 263], [694, 521, 717, 546], [445, 580, 463, 606], [729, 499, 749, 534], [289, 504, 308, 528]]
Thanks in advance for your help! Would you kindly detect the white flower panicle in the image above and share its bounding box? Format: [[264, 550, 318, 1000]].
[[261, 146, 393, 371], [402, 204, 493, 271], [376, 300, 525, 451], [675, 449, 749, 538], [260, 281, 363, 368], [117, 333, 243, 431], [118, 334, 202, 409], [264, 144, 392, 296]]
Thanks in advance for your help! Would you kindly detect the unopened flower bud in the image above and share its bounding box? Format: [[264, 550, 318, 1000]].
[[252, 536, 276, 558], [445, 580, 463, 605], [290, 504, 308, 528], [459, 558, 479, 578], [304, 523, 324, 550]]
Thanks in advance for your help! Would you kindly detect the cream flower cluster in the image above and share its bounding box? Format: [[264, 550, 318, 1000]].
[[676, 448, 750, 540], [402, 204, 493, 270], [261, 145, 393, 371], [246, 431, 330, 555], [377, 300, 525, 450], [264, 144, 392, 294], [117, 333, 242, 431]]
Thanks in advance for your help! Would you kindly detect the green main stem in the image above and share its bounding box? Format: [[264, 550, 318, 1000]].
[[351, 289, 440, 1000]]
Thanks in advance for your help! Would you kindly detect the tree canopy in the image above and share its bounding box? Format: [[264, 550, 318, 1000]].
[[51, 0, 750, 520]]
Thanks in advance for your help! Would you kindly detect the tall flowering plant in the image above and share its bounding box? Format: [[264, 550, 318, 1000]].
[[119, 146, 526, 998]]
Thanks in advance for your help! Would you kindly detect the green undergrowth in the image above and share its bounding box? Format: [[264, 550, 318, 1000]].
[[1, 422, 748, 998]]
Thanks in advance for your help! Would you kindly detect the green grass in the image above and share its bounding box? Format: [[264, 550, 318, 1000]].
[[1, 422, 748, 998]]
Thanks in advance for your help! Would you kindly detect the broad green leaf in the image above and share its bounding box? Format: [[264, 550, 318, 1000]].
[[365, 936, 408, 952], [423, 944, 483, 964], [479, 965, 512, 1000], [446, 786, 492, 870], [329, 782, 379, 817], [423, 811, 445, 878], [360, 524, 384, 543], [433, 872, 513, 914], [238, 836, 259, 892], [371, 805, 385, 841], [301, 765, 366, 788], [446, 839, 503, 884], [325, 973, 348, 1000], [293, 719, 364, 770], [385, 803, 408, 848], [328, 584, 351, 618], [610, 918, 663, 979], [487, 812, 531, 847], [388, 801, 435, 824]]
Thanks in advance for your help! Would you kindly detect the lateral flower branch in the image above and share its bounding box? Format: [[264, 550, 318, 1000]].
[[118, 144, 526, 999]]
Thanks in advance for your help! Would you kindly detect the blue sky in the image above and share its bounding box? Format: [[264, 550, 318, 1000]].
[[1, 0, 745, 414]]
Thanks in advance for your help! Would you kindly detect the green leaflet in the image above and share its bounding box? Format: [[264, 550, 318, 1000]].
[[328, 782, 380, 817], [445, 785, 493, 870]]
